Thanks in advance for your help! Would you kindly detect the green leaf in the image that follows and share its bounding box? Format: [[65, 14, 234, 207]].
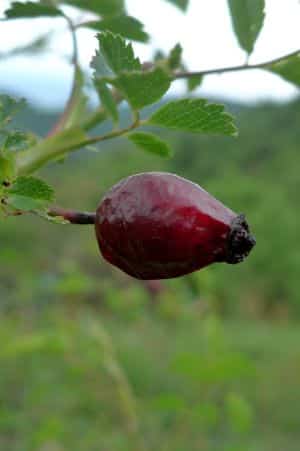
[[165, 0, 189, 11], [0, 95, 25, 127], [0, 151, 15, 184], [228, 0, 265, 54], [62, 0, 124, 17], [7, 194, 44, 211], [168, 43, 183, 70], [97, 32, 141, 75], [266, 53, 300, 87], [7, 176, 54, 211], [83, 16, 149, 43], [3, 131, 36, 151], [128, 132, 173, 158], [94, 79, 119, 122], [187, 75, 203, 92], [149, 98, 237, 136], [192, 403, 219, 428], [112, 67, 171, 110], [5, 1, 63, 19], [152, 394, 186, 412]]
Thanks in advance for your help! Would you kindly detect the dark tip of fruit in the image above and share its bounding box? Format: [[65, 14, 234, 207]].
[[226, 214, 256, 264]]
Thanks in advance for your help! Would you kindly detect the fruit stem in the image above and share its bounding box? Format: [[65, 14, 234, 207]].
[[49, 206, 96, 224]]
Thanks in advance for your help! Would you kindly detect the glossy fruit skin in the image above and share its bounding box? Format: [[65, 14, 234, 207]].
[[95, 172, 255, 280]]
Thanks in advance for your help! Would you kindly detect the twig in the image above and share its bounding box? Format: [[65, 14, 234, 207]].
[[174, 48, 300, 80], [84, 111, 140, 147]]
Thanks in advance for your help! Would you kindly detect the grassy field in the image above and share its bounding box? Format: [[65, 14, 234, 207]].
[[0, 304, 299, 451]]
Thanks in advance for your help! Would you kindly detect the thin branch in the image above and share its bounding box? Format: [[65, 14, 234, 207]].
[[84, 112, 140, 147], [174, 48, 300, 80], [47, 15, 80, 137]]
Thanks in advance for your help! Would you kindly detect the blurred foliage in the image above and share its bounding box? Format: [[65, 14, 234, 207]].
[[1, 309, 300, 450], [9, 96, 300, 317], [1, 97, 300, 449]]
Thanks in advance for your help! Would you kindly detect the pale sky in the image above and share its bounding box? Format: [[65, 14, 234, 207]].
[[0, 0, 299, 109]]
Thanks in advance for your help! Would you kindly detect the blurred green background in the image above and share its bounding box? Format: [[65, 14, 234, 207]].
[[1, 97, 300, 451]]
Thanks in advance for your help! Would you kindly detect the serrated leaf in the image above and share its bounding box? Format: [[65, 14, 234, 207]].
[[97, 32, 141, 75], [266, 53, 300, 87], [112, 67, 171, 110], [94, 79, 119, 122], [0, 95, 25, 127], [228, 0, 265, 54], [165, 0, 189, 11], [83, 16, 149, 43], [62, 0, 124, 17], [187, 75, 203, 92], [128, 132, 173, 158], [168, 43, 183, 70], [5, 1, 63, 19], [149, 98, 237, 136], [7, 176, 54, 211]]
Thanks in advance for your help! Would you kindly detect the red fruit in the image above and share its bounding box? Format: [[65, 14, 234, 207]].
[[95, 172, 255, 280]]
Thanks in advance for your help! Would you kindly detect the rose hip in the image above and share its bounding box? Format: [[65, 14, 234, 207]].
[[95, 172, 255, 280]]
